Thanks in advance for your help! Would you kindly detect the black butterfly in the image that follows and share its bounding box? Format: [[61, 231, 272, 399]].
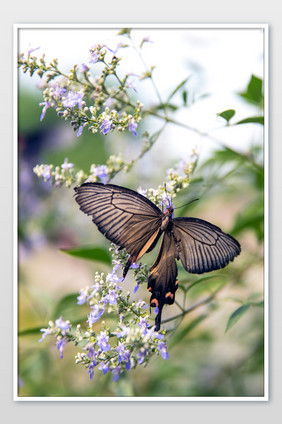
[[74, 183, 241, 331]]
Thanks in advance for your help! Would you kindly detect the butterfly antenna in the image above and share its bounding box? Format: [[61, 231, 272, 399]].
[[174, 198, 199, 210]]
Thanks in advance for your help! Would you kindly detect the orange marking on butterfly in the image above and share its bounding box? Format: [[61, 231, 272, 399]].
[[150, 299, 158, 307], [175, 280, 178, 286], [165, 292, 174, 300]]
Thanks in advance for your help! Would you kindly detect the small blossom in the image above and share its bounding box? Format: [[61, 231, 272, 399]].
[[62, 90, 84, 109], [87, 361, 95, 380], [157, 341, 169, 360], [92, 165, 108, 184], [61, 158, 74, 170], [131, 262, 139, 269], [77, 124, 85, 137], [87, 305, 105, 325], [86, 344, 97, 365], [98, 361, 109, 375], [87, 282, 101, 299], [138, 316, 150, 335], [56, 338, 68, 359], [97, 331, 110, 352], [27, 45, 40, 56], [137, 348, 147, 365], [42, 165, 51, 180], [137, 187, 147, 196], [55, 317, 70, 330], [38, 328, 52, 343], [81, 63, 89, 73], [104, 289, 118, 306], [39, 100, 51, 121], [104, 97, 115, 108], [100, 116, 113, 135], [77, 289, 88, 305], [133, 284, 139, 294], [89, 50, 98, 63], [112, 366, 121, 382], [116, 325, 130, 338], [128, 118, 138, 136]]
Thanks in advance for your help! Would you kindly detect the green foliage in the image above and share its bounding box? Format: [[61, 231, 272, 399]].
[[239, 74, 264, 106], [60, 246, 112, 264]]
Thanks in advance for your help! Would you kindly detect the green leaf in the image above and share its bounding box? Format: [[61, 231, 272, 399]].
[[170, 314, 207, 347], [60, 246, 112, 264], [225, 303, 250, 333], [235, 116, 264, 125], [53, 293, 80, 319], [182, 90, 187, 106], [239, 75, 263, 105], [186, 274, 223, 292], [217, 109, 236, 124], [167, 76, 191, 101]]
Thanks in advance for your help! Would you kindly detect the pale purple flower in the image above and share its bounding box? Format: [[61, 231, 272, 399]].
[[89, 50, 98, 63], [106, 42, 123, 54], [128, 118, 138, 136], [137, 187, 147, 196], [39, 100, 51, 121], [55, 316, 70, 330], [86, 344, 97, 365], [77, 289, 88, 305], [92, 165, 108, 184], [38, 328, 52, 343], [52, 84, 67, 100], [137, 348, 147, 365], [42, 165, 51, 180], [146, 326, 164, 340], [133, 284, 139, 294], [161, 195, 174, 214], [126, 79, 137, 92], [81, 63, 89, 73], [106, 264, 123, 284], [87, 282, 101, 299], [100, 116, 113, 135], [138, 316, 150, 335], [104, 289, 118, 306], [154, 306, 159, 314], [56, 338, 68, 359], [27, 46, 40, 56], [104, 97, 115, 108], [87, 305, 105, 325], [97, 331, 110, 352], [99, 361, 109, 375], [116, 343, 131, 370], [131, 262, 139, 269], [116, 325, 130, 338], [112, 366, 121, 382], [77, 124, 85, 137], [62, 90, 84, 109], [87, 361, 95, 380], [157, 341, 169, 360], [61, 158, 74, 170]]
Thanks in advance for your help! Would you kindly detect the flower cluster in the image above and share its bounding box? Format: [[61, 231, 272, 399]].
[[33, 153, 128, 187], [138, 155, 198, 209], [18, 42, 144, 138], [39, 245, 169, 382]]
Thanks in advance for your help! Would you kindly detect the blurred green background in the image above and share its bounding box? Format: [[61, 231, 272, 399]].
[[17, 29, 264, 398]]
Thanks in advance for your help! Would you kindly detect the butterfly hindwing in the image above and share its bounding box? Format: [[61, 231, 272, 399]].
[[148, 231, 178, 331], [173, 217, 241, 274]]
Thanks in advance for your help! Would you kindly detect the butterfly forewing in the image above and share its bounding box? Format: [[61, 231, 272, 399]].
[[74, 183, 162, 261], [173, 217, 241, 274]]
